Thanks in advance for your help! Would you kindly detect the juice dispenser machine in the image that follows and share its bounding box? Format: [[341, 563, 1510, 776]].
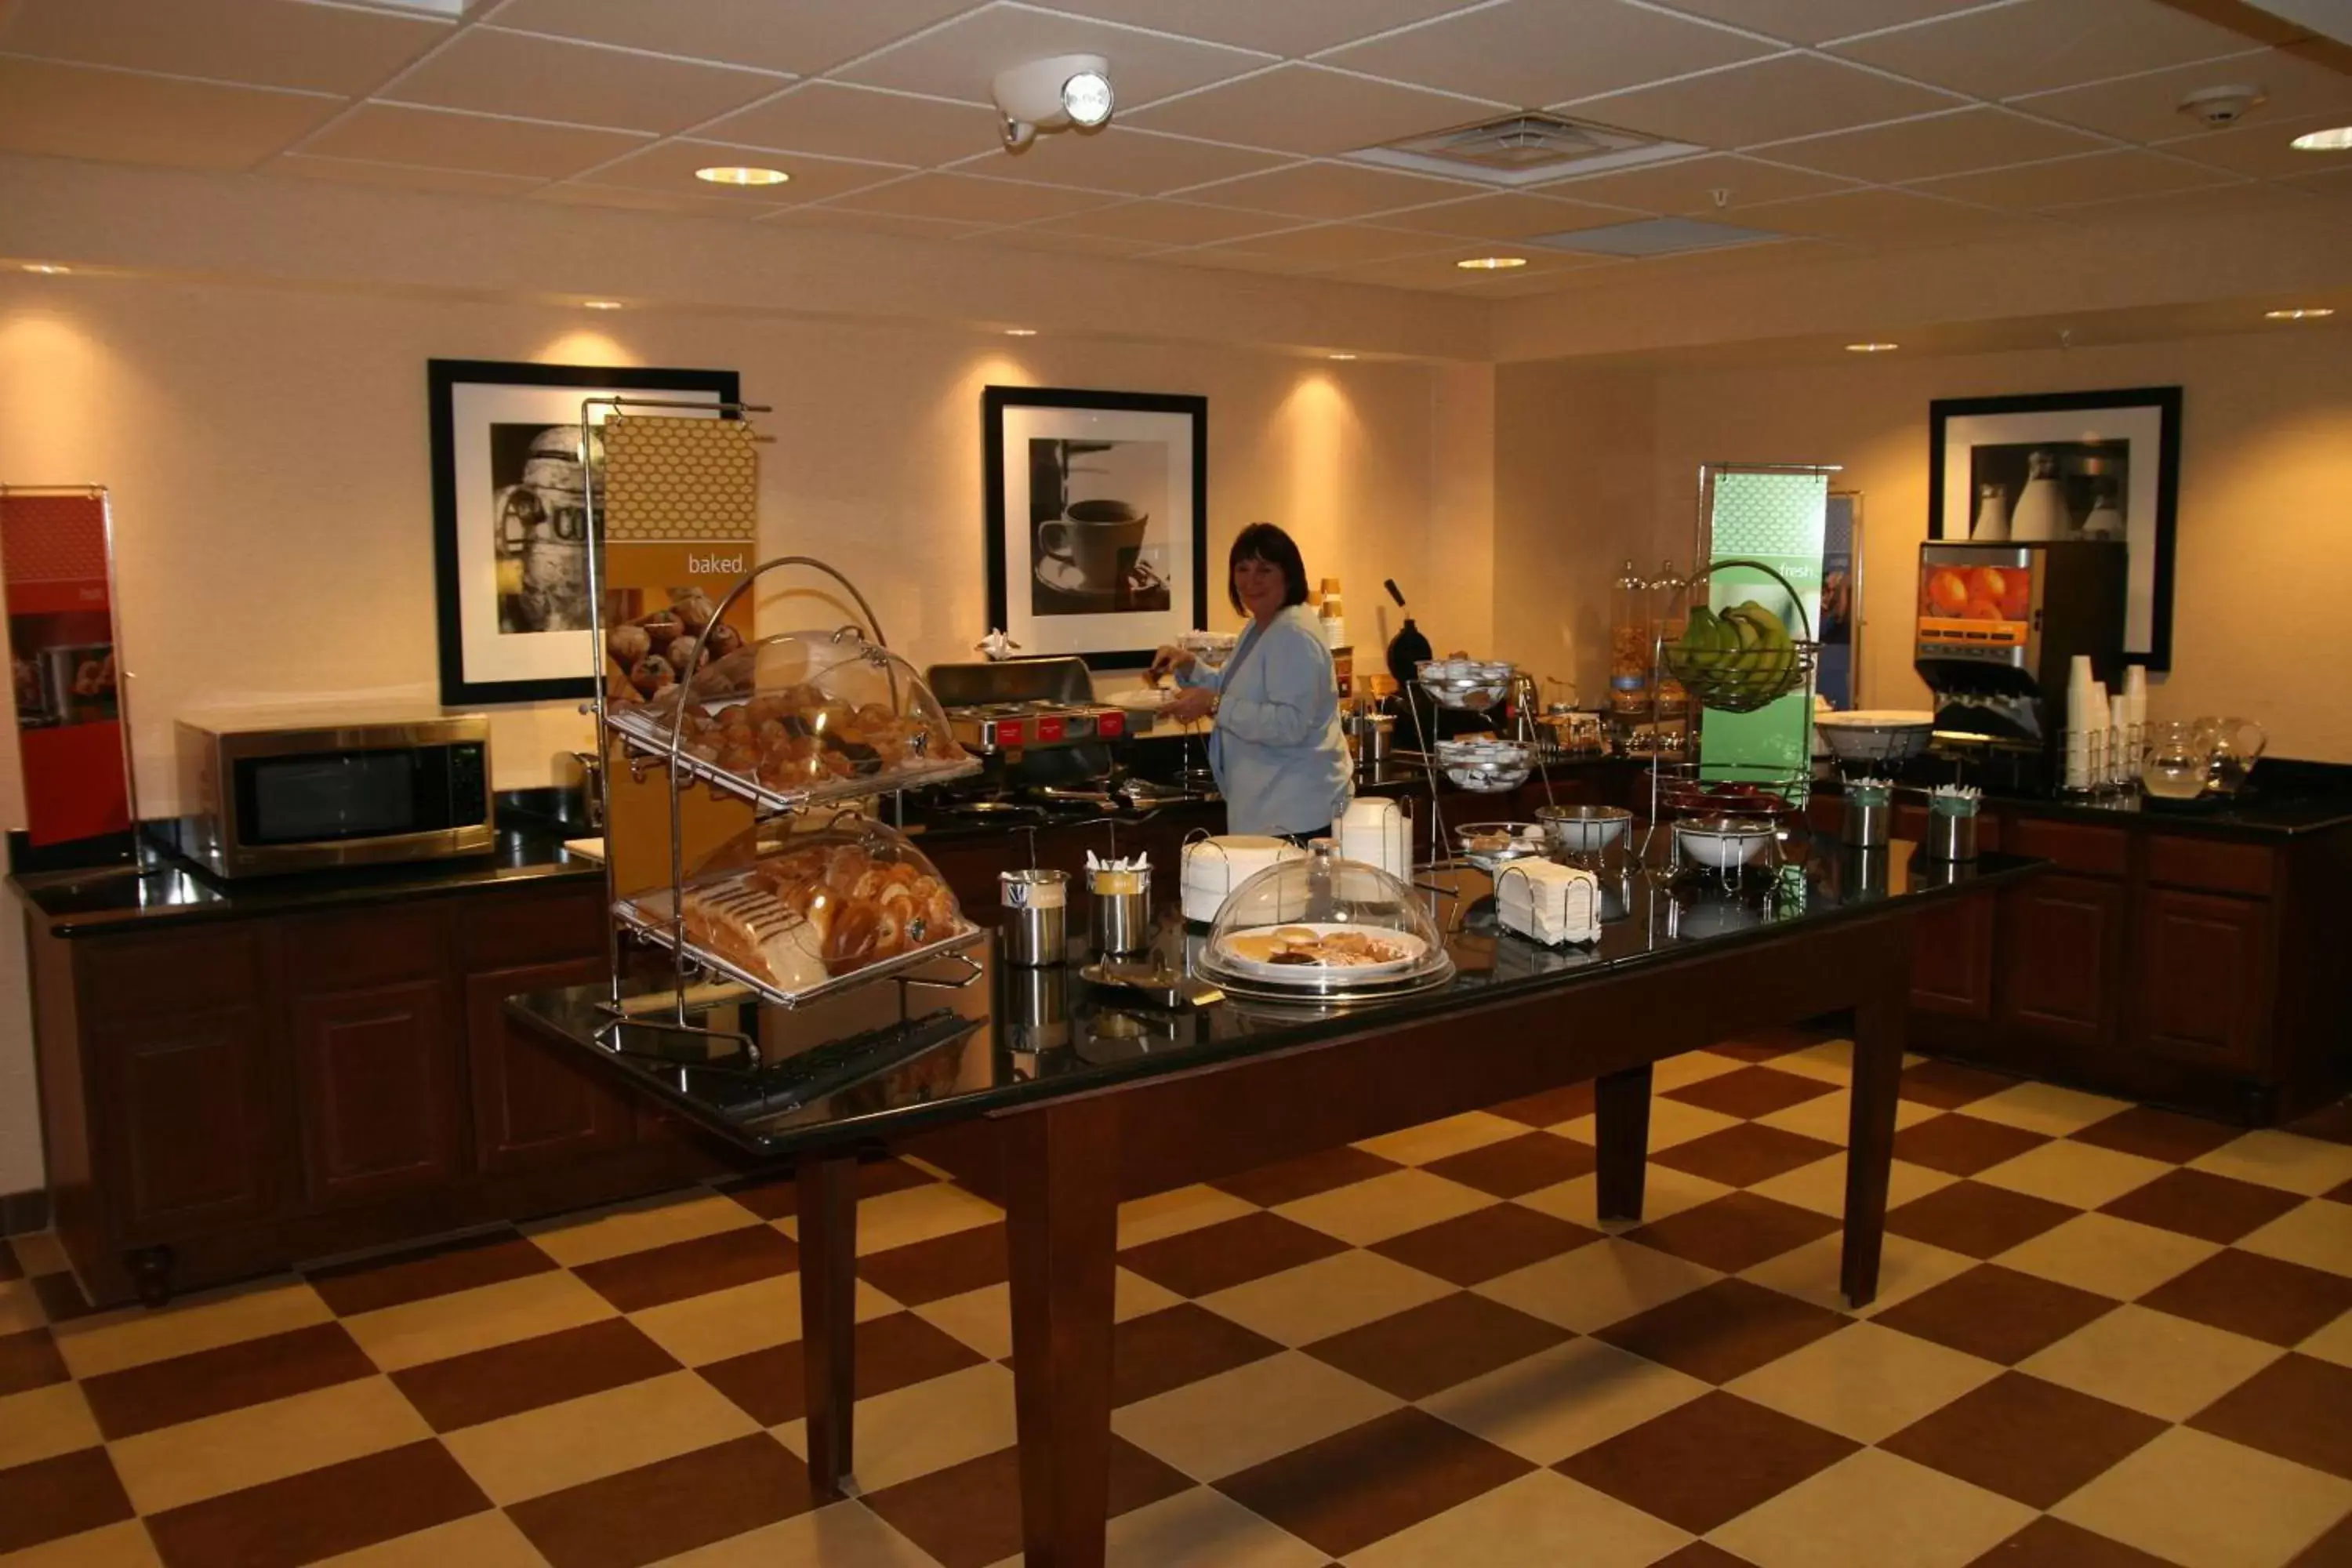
[[1913, 540, 2127, 794]]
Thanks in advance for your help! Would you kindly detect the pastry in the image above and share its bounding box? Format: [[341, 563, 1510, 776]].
[[677, 883, 828, 991]]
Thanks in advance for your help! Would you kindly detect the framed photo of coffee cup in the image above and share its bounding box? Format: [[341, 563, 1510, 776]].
[[984, 386, 1207, 670]]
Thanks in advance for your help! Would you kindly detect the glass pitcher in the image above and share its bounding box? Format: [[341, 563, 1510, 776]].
[[2141, 721, 2211, 800], [2194, 717, 2267, 796]]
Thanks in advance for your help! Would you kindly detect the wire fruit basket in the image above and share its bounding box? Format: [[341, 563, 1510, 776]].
[[1656, 559, 1819, 715]]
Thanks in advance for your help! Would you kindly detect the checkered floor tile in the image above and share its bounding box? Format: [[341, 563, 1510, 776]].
[[5, 1036, 2350, 1567]]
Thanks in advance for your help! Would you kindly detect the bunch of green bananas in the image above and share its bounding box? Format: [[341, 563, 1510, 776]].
[[1664, 601, 1800, 710]]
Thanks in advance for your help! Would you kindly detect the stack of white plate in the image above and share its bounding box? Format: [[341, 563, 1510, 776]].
[[1338, 797, 1410, 881], [1181, 835, 1305, 924]]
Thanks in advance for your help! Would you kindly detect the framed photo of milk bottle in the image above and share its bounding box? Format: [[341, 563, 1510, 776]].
[[983, 386, 1207, 670], [1927, 386, 2180, 670]]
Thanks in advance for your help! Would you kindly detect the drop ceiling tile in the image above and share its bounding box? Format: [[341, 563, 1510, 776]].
[[763, 206, 996, 241], [1829, 0, 2259, 100], [0, 0, 446, 94], [1760, 107, 2114, 183], [579, 140, 906, 202], [306, 103, 651, 178], [488, 0, 974, 76], [819, 171, 1123, 223], [0, 57, 341, 170], [2049, 179, 2317, 223], [699, 82, 1002, 166], [837, 5, 1274, 109], [1160, 245, 1327, 274], [1178, 158, 1479, 217], [1326, 246, 1602, 289], [529, 183, 783, 218], [1446, 263, 1622, 296], [1371, 191, 1645, 238], [1123, 62, 1508, 157], [1910, 147, 2238, 207], [2281, 165, 2352, 198], [1636, 0, 1999, 47], [386, 27, 785, 136], [968, 226, 1168, 258], [1735, 184, 2037, 237], [1570, 53, 1965, 147], [1180, 222, 1454, 268], [2158, 108, 2352, 177], [1038, 0, 1479, 57], [947, 126, 1291, 194], [265, 153, 549, 197], [1320, 0, 1779, 108], [2013, 50, 2352, 145], [1023, 199, 1300, 245], [1541, 151, 1857, 211]]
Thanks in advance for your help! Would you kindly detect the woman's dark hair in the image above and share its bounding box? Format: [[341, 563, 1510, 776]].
[[1228, 521, 1310, 613]]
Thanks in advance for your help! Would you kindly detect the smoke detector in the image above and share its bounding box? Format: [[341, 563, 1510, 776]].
[[993, 54, 1115, 152], [2176, 84, 2267, 127], [1347, 111, 1700, 188]]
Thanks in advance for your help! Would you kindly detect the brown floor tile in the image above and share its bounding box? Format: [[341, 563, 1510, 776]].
[[393, 1317, 680, 1432], [1488, 1082, 1595, 1127], [866, 1436, 1188, 1568], [2289, 1508, 2352, 1566], [1555, 1390, 1856, 1534], [572, 1224, 797, 1315], [30, 1271, 93, 1323], [1653, 1545, 1763, 1568], [1305, 1291, 1569, 1402], [1654, 1123, 1842, 1189], [2328, 1178, 2352, 1207], [1664, 1065, 1837, 1120], [1218, 1406, 1534, 1559], [2284, 1098, 2352, 1148], [142, 1439, 486, 1568], [1372, 1203, 1600, 1287], [1112, 1303, 1282, 1407], [1900, 1059, 2020, 1110], [0, 1446, 133, 1554], [506, 1432, 811, 1568], [1966, 1515, 2182, 1566], [1626, 1192, 1841, 1275], [2140, 1247, 2352, 1347], [1425, 1131, 1598, 1198], [858, 1221, 1007, 1307], [80, 1320, 376, 1440], [2188, 1353, 2352, 1480], [1874, 1265, 2117, 1365], [1118, 1211, 1349, 1299], [1886, 1179, 2078, 1258], [696, 1311, 984, 1428], [0, 1327, 68, 1396], [2069, 1105, 2247, 1165], [1708, 1026, 1831, 1062], [1597, 1277, 1846, 1386], [2100, 1167, 2307, 1245], [720, 1156, 935, 1221], [1895, 1114, 2052, 1178], [309, 1230, 554, 1317], [1883, 1370, 2165, 1508], [1210, 1146, 1404, 1208], [0, 1243, 19, 1283]]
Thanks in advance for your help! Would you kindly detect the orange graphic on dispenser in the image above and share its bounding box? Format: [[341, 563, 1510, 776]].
[[1918, 562, 2030, 648]]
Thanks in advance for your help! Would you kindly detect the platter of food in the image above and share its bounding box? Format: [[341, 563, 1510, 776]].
[[1455, 822, 1546, 873], [1211, 922, 1428, 982]]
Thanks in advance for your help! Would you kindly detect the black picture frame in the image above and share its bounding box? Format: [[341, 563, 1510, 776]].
[[429, 358, 741, 706], [1927, 385, 2181, 670], [982, 385, 1208, 670]]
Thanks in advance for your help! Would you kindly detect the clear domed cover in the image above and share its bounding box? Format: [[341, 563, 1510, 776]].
[[608, 626, 978, 808], [1200, 840, 1453, 993]]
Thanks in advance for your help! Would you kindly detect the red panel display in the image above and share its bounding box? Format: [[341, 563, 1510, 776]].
[[2, 492, 132, 848]]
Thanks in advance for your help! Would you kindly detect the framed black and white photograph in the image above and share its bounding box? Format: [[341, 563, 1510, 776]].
[[429, 358, 739, 706], [1928, 387, 2180, 669], [983, 386, 1207, 669]]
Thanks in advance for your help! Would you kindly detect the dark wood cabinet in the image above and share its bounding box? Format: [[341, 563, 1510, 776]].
[[1910, 892, 1995, 1022], [2132, 888, 2270, 1073], [1996, 872, 2127, 1051], [100, 1005, 278, 1237], [291, 978, 462, 1208], [466, 956, 633, 1175]]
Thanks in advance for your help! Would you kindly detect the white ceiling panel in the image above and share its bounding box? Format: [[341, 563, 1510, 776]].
[[1320, 0, 1780, 110], [1641, 0, 2002, 46], [0, 0, 447, 95], [305, 102, 652, 177], [1541, 152, 1859, 211], [1020, 199, 1301, 245], [946, 126, 1292, 194], [819, 170, 1123, 222], [1736, 183, 2038, 236], [836, 3, 1274, 108], [385, 27, 786, 135], [1828, 0, 2261, 100], [264, 153, 549, 196], [1370, 191, 1645, 238], [1036, 0, 1484, 58], [1179, 222, 1457, 269], [0, 56, 343, 170], [699, 82, 1003, 166], [578, 140, 906, 201], [764, 205, 997, 241], [1908, 146, 2240, 206], [1176, 158, 1479, 219], [2013, 49, 2352, 143], [2158, 106, 2352, 175], [1124, 63, 1505, 156], [485, 0, 973, 76], [1567, 52, 1968, 144], [530, 183, 783, 218], [1759, 107, 2114, 183]]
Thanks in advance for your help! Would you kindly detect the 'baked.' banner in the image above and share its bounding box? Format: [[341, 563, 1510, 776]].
[[1, 488, 133, 848]]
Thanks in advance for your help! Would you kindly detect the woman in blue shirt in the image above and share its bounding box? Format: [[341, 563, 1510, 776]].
[[1151, 523, 1352, 840]]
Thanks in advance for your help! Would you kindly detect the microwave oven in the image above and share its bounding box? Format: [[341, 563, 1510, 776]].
[[171, 708, 494, 878]]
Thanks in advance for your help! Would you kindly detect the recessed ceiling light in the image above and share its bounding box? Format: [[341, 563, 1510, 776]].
[[1845, 341, 1899, 353], [583, 299, 622, 310], [20, 263, 69, 275], [1456, 256, 1528, 270], [2265, 307, 2334, 320], [2289, 125, 2352, 151], [1004, 328, 1037, 337], [695, 165, 789, 187], [1327, 352, 1359, 361]]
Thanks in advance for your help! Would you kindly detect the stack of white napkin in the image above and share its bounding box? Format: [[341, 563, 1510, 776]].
[[1494, 860, 1602, 946]]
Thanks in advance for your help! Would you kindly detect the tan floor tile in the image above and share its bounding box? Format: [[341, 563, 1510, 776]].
[[525, 1189, 760, 1269], [2190, 1132, 2352, 1198], [1558, 1098, 1745, 1153], [833, 1184, 1003, 1257], [1118, 1185, 1261, 1248], [1753, 1087, 1940, 1144], [1519, 1167, 1733, 1232], [1106, 1483, 1327, 1567], [1726, 1320, 2002, 1443], [656, 1500, 939, 1566], [2303, 1309, 2352, 1370], [2053, 1425, 2352, 1568], [1420, 1335, 1709, 1465], [1976, 1141, 2171, 1210], [0, 1279, 43, 1334], [781, 1361, 1014, 1493], [1200, 1250, 1454, 1346], [1116, 1265, 1186, 1323], [1740, 1231, 1978, 1319], [1962, 1082, 2134, 1138], [341, 1269, 615, 1373], [916, 1282, 1011, 1361], [2239, 1200, 2352, 1278], [1475, 1236, 1719, 1334], [2023, 1303, 2283, 1421], [9, 1232, 69, 1276], [312, 1508, 546, 1566], [1708, 1447, 2034, 1568], [1995, 1212, 2221, 1300], [442, 1367, 758, 1504], [1750, 1155, 1953, 1219], [1348, 1468, 1692, 1568], [110, 1374, 430, 1515], [1275, 1170, 1495, 1247], [0, 1519, 164, 1567], [52, 1276, 332, 1379], [0, 1381, 100, 1470], [1653, 1051, 1747, 1091], [1113, 1349, 1400, 1482], [1769, 1038, 1858, 1085], [1356, 1112, 1527, 1167], [630, 1272, 897, 1368]]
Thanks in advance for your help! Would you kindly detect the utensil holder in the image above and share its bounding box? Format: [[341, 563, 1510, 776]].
[[1841, 796, 1889, 849], [1000, 868, 1069, 967], [1923, 811, 1978, 862], [1088, 868, 1151, 956]]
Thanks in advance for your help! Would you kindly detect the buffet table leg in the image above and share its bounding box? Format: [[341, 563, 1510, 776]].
[[1004, 1098, 1122, 1568], [1595, 1064, 1653, 1222], [797, 1154, 858, 1500], [1840, 949, 1909, 1308]]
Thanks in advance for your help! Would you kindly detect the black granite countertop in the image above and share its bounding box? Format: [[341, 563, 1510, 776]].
[[1813, 759, 2352, 841]]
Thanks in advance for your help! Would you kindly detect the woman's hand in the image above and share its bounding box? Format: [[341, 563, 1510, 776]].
[[1147, 645, 1195, 685], [1163, 687, 1217, 724]]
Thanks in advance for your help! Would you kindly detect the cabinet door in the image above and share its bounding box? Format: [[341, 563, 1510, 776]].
[[466, 957, 635, 1175], [1996, 872, 2125, 1050], [2132, 888, 2271, 1073], [1911, 892, 1995, 1021], [290, 978, 463, 1208], [100, 1007, 278, 1238]]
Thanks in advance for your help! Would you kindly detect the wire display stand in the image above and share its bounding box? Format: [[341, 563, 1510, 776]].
[[1403, 662, 1560, 870]]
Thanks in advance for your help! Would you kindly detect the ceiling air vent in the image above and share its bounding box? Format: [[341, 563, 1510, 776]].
[[1346, 111, 1703, 188]]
